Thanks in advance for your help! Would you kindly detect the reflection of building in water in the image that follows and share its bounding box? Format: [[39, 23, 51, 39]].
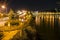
[[35, 12, 60, 32]]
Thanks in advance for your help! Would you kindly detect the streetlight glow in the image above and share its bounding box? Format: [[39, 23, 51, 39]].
[[1, 5, 6, 9], [17, 10, 22, 15]]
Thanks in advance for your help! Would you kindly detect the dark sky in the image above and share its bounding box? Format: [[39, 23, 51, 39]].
[[7, 0, 56, 11]]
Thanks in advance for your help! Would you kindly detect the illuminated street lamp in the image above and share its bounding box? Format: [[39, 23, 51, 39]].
[[1, 5, 6, 9], [1, 5, 7, 13]]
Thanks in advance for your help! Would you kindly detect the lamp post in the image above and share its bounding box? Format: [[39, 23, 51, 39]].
[[1, 5, 7, 13], [1, 5, 6, 9]]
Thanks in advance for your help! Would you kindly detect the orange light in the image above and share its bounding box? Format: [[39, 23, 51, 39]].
[[1, 5, 6, 9]]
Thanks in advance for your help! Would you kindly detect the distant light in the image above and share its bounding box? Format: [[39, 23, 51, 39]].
[[1, 5, 6, 9], [22, 13, 26, 15], [59, 17, 60, 20], [22, 10, 27, 13], [17, 10, 26, 17], [21, 19, 24, 22], [17, 10, 22, 15], [1, 14, 3, 16], [22, 10, 27, 15], [32, 11, 38, 16], [19, 19, 25, 22]]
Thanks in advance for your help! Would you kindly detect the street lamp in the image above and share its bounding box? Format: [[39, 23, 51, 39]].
[[1, 5, 7, 13], [1, 5, 6, 9]]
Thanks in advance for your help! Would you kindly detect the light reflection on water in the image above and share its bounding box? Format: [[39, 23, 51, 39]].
[[36, 14, 60, 33], [35, 15, 60, 40]]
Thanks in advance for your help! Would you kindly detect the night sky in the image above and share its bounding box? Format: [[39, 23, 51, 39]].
[[7, 0, 56, 11]]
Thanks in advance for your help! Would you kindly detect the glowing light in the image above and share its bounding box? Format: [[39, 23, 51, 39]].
[[46, 15, 49, 18], [1, 5, 6, 9], [0, 21, 6, 26], [59, 17, 60, 20], [21, 19, 24, 22], [17, 10, 22, 15], [17, 10, 26, 16], [1, 14, 3, 16], [22, 10, 27, 13], [19, 19, 21, 21], [8, 22, 10, 27]]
